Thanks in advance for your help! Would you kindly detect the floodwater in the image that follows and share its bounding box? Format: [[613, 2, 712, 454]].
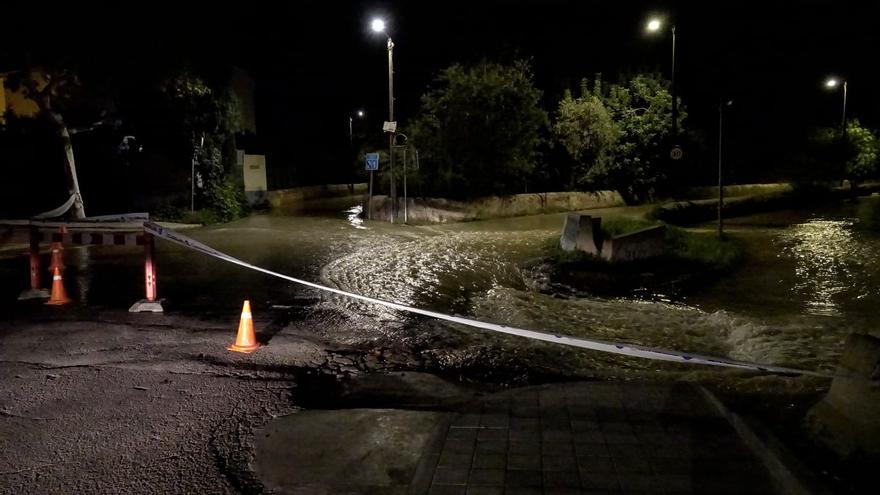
[[3, 199, 880, 378]]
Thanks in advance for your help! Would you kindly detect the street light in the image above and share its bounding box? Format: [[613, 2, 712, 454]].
[[825, 76, 847, 132], [645, 16, 677, 138], [371, 16, 397, 223], [349, 109, 364, 145]]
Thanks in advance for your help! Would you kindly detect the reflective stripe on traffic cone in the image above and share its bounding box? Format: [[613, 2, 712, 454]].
[[48, 242, 65, 272], [45, 267, 72, 306], [227, 300, 261, 353], [49, 226, 67, 272]]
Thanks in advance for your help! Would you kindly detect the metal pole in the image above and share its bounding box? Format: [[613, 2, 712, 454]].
[[403, 148, 408, 223], [842, 81, 848, 135], [144, 233, 157, 302], [28, 227, 41, 291], [388, 36, 396, 223], [718, 101, 724, 238], [368, 170, 374, 220], [349, 116, 353, 146], [671, 26, 677, 138], [191, 140, 196, 213]]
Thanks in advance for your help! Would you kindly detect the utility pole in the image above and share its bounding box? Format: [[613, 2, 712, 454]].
[[387, 36, 396, 223], [671, 25, 677, 138]]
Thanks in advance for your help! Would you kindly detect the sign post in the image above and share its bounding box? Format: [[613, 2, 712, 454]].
[[365, 153, 380, 220]]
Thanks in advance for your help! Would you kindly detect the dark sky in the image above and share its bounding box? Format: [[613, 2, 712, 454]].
[[2, 0, 879, 186]]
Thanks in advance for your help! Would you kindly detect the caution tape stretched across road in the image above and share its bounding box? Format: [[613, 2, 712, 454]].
[[144, 221, 835, 378]]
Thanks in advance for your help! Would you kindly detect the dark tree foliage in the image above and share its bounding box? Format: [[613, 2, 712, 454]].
[[409, 60, 548, 198], [554, 74, 686, 202]]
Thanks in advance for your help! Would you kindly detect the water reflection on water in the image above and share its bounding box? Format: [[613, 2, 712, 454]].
[[346, 205, 366, 230], [778, 219, 870, 317]]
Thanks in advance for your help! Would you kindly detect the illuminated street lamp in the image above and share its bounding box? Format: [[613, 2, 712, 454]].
[[349, 109, 364, 145], [645, 16, 678, 137], [825, 76, 847, 132], [371, 17, 397, 223]]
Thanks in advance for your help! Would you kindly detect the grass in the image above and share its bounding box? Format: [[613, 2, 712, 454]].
[[664, 226, 743, 271], [600, 217, 656, 237]]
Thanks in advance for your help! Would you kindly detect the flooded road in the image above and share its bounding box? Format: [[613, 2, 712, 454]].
[[3, 200, 880, 378]]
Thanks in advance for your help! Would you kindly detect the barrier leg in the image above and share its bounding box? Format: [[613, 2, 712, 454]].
[[129, 233, 164, 313], [18, 227, 50, 300]]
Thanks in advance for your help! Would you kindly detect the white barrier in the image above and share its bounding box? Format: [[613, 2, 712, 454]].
[[144, 221, 835, 378]]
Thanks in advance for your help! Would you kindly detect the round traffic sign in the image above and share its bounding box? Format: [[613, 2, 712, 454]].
[[670, 146, 683, 160]]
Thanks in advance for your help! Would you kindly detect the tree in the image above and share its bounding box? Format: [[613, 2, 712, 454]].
[[159, 71, 245, 220], [409, 60, 548, 197], [552, 89, 617, 189], [556, 74, 685, 202], [3, 69, 113, 218], [843, 120, 879, 186], [803, 121, 879, 185]]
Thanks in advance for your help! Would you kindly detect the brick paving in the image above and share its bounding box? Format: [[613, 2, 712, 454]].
[[412, 382, 777, 494]]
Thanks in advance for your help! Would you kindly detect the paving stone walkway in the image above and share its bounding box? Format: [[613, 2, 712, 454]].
[[412, 382, 777, 495]]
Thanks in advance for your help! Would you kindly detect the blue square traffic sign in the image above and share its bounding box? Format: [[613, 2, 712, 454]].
[[365, 153, 380, 171]]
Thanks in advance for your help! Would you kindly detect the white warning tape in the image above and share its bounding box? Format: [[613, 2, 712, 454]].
[[144, 221, 835, 378]]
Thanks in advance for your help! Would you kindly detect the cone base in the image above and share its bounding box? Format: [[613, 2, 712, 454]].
[[227, 343, 261, 354], [45, 297, 73, 306], [18, 288, 50, 300]]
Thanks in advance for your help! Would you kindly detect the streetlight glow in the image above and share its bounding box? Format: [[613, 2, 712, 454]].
[[825, 77, 839, 88], [357, 110, 365, 118], [371, 18, 386, 33], [646, 18, 662, 32]]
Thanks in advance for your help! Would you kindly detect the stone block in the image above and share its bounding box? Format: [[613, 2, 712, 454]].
[[560, 214, 603, 253], [806, 333, 880, 459], [601, 225, 666, 262]]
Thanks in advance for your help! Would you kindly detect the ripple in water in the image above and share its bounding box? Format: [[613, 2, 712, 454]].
[[320, 224, 845, 373], [777, 219, 873, 317]]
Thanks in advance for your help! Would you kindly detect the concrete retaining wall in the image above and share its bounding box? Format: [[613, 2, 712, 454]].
[[685, 183, 793, 200], [368, 191, 625, 224], [268, 183, 367, 212]]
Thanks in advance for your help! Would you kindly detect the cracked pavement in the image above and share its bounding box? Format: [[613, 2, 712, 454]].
[[0, 310, 345, 495]]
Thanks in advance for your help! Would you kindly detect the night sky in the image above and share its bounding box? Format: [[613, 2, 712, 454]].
[[2, 0, 878, 188]]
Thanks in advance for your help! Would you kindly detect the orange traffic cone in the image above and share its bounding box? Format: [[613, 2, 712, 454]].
[[45, 267, 72, 306], [49, 226, 67, 272], [227, 300, 261, 353], [48, 242, 65, 272]]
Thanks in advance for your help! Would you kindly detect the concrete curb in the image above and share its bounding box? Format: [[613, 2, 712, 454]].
[[698, 386, 830, 495]]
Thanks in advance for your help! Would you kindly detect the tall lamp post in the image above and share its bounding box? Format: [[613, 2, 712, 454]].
[[646, 17, 677, 138], [825, 77, 848, 135], [349, 109, 364, 198], [349, 109, 364, 145], [371, 18, 397, 223]]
